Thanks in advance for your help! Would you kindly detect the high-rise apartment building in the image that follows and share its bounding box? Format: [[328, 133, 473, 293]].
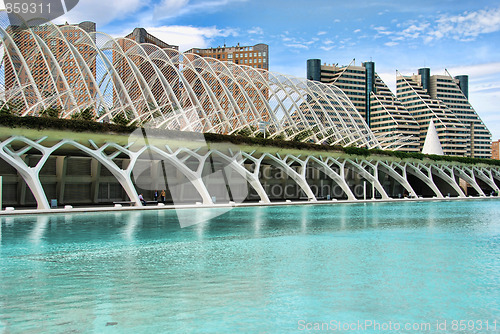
[[492, 140, 500, 160], [122, 28, 179, 50], [113, 28, 179, 118], [186, 43, 269, 70], [427, 70, 491, 158], [307, 59, 420, 151], [397, 69, 491, 158], [184, 43, 270, 133]]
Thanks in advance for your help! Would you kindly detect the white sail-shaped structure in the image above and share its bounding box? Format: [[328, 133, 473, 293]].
[[422, 119, 444, 155]]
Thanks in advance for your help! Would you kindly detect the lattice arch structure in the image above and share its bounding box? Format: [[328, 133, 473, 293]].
[[0, 11, 380, 149]]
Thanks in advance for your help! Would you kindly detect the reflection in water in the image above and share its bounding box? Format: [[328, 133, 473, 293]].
[[28, 216, 49, 245], [122, 212, 141, 241], [254, 206, 264, 236]]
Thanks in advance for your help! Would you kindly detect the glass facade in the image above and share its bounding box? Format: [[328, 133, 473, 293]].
[[363, 61, 375, 127], [306, 59, 322, 82]]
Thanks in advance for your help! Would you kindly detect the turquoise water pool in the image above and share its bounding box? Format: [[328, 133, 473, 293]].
[[1, 200, 499, 333]]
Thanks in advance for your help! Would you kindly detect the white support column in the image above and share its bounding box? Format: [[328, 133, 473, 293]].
[[0, 137, 55, 209], [70, 142, 141, 206], [212, 150, 270, 203], [307, 156, 356, 200], [473, 167, 500, 193], [454, 166, 485, 196], [150, 147, 213, 205], [264, 153, 317, 201], [431, 164, 466, 198], [377, 161, 417, 198], [345, 158, 389, 200], [405, 163, 443, 198]]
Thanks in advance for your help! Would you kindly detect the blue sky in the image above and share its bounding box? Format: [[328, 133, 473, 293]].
[[54, 0, 500, 139]]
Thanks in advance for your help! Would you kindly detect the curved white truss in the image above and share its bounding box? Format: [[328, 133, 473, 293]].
[[0, 12, 380, 148]]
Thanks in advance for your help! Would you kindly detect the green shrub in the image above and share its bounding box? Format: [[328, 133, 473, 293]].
[[112, 113, 129, 126], [0, 114, 499, 167], [71, 107, 95, 121], [39, 107, 61, 118]]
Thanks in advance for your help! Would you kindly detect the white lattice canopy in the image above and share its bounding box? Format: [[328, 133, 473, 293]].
[[0, 11, 380, 148]]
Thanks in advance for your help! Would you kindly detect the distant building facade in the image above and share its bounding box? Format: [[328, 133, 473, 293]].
[[397, 69, 491, 159], [492, 140, 500, 160], [114, 28, 179, 116], [4, 21, 97, 113], [307, 59, 420, 152], [186, 43, 269, 70], [306, 59, 492, 157], [123, 28, 179, 50]]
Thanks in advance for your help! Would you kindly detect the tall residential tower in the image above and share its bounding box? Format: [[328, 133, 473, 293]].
[[396, 69, 491, 158], [307, 59, 420, 152]]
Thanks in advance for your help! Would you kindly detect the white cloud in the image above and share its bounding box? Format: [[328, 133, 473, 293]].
[[374, 6, 500, 45], [384, 41, 398, 47], [285, 43, 309, 50], [320, 46, 334, 51], [53, 0, 145, 27], [153, 0, 248, 20], [429, 7, 500, 42], [137, 25, 238, 51], [354, 29, 361, 33], [445, 62, 500, 78], [317, 31, 327, 36], [152, 0, 189, 19], [248, 26, 264, 35]]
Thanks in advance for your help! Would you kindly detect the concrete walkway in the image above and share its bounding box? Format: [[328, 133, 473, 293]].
[[1, 195, 498, 217]]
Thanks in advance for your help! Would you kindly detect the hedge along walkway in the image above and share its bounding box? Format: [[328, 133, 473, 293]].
[[0, 114, 498, 167]]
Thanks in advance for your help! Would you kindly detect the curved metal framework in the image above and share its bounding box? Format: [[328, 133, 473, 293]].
[[0, 13, 380, 148]]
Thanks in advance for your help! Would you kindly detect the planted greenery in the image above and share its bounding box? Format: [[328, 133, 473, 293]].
[[0, 114, 498, 167]]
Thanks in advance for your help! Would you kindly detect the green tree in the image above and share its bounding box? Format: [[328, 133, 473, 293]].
[[235, 127, 252, 137], [71, 107, 95, 121], [40, 106, 61, 118], [0, 101, 11, 115], [112, 113, 129, 126], [293, 129, 313, 142], [272, 133, 285, 141]]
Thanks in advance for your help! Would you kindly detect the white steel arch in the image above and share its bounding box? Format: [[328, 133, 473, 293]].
[[0, 13, 381, 149]]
